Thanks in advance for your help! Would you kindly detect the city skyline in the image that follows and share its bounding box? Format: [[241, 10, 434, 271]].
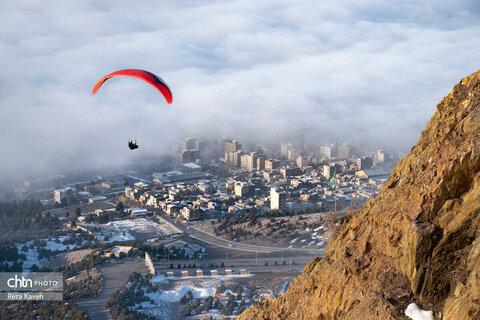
[[2, 1, 480, 184]]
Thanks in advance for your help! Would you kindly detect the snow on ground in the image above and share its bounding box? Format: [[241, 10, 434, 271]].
[[79, 222, 135, 242], [157, 283, 215, 302], [16, 244, 41, 270], [405, 303, 434, 320], [15, 236, 91, 271], [108, 218, 178, 236], [135, 300, 172, 318], [151, 275, 170, 284], [81, 218, 179, 243], [18, 236, 90, 253], [166, 240, 206, 259], [96, 226, 134, 242], [134, 273, 253, 319], [44, 236, 91, 251], [300, 232, 327, 248]]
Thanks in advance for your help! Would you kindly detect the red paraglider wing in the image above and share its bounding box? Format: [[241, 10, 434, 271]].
[[92, 69, 172, 104]]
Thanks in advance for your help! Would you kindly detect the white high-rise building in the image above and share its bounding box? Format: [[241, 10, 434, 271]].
[[296, 156, 309, 169], [225, 140, 242, 153], [240, 152, 259, 170], [287, 148, 299, 161], [183, 137, 199, 151], [281, 143, 293, 158], [322, 165, 332, 179], [270, 187, 286, 211], [320, 145, 334, 159], [377, 150, 385, 162], [337, 144, 350, 159], [322, 164, 339, 179], [54, 187, 73, 204]]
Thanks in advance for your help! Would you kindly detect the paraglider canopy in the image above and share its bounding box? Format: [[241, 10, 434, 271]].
[[92, 69, 172, 104]]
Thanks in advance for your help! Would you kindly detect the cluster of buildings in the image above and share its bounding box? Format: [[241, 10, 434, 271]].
[[52, 178, 132, 206], [118, 138, 395, 221], [49, 137, 396, 222]]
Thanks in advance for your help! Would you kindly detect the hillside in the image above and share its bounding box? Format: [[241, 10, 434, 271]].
[[191, 213, 329, 248], [239, 69, 480, 319]]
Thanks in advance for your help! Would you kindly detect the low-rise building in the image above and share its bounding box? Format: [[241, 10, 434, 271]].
[[166, 203, 181, 217], [181, 206, 202, 221], [265, 159, 281, 170], [105, 246, 134, 258], [129, 208, 149, 216], [153, 171, 207, 185], [101, 181, 120, 190], [181, 162, 202, 173], [280, 167, 303, 178], [54, 187, 73, 204], [234, 182, 255, 197], [89, 196, 107, 203]]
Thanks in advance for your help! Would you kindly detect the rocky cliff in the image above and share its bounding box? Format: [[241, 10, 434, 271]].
[[240, 69, 480, 320]]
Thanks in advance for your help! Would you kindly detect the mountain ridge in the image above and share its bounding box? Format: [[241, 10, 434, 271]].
[[239, 69, 480, 319]]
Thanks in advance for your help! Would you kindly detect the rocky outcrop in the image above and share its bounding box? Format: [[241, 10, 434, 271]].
[[240, 69, 480, 319]]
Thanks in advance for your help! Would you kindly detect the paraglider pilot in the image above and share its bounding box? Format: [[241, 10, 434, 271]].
[[128, 139, 139, 150]]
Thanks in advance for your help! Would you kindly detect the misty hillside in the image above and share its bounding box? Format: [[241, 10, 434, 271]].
[[239, 69, 480, 319]]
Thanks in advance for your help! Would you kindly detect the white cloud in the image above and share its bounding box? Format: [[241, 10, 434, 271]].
[[1, 0, 480, 181]]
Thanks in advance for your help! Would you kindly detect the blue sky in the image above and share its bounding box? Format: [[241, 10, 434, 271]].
[[1, 0, 480, 180]]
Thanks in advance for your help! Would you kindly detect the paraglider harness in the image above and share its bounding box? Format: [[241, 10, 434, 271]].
[[128, 139, 139, 150]]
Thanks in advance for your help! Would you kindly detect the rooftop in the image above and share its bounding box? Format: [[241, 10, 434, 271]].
[[153, 171, 207, 183]]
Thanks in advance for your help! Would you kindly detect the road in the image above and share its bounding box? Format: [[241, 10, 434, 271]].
[[76, 260, 148, 320], [75, 212, 328, 319], [155, 212, 324, 254]]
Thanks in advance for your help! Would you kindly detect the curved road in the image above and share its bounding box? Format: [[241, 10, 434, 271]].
[[155, 212, 324, 254], [75, 211, 328, 320]]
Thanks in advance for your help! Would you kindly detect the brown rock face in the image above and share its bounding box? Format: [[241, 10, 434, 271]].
[[240, 69, 480, 320]]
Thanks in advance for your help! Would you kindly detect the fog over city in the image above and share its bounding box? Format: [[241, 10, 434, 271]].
[[1, 0, 480, 183]]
